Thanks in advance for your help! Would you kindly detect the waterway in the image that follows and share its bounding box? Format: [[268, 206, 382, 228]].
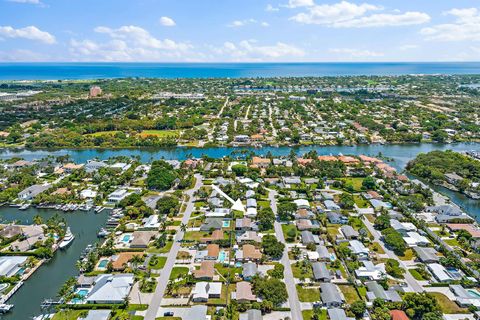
[[0, 142, 479, 318], [0, 207, 107, 320]]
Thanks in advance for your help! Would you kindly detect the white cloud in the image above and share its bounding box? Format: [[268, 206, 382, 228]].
[[0, 25, 55, 44], [330, 48, 384, 58], [266, 4, 279, 12], [290, 1, 429, 28], [218, 40, 304, 60], [285, 0, 314, 8], [421, 8, 480, 41], [69, 25, 192, 61], [334, 11, 430, 28], [228, 19, 269, 28], [159, 16, 176, 27]]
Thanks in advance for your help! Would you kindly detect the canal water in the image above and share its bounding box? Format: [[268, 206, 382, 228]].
[[0, 207, 107, 320], [0, 142, 479, 318], [0, 142, 479, 164]]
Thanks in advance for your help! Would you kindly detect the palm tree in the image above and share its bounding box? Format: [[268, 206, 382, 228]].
[[180, 223, 187, 232]]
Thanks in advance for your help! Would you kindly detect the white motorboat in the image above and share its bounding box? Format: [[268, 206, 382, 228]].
[[59, 227, 75, 249], [0, 304, 13, 313]]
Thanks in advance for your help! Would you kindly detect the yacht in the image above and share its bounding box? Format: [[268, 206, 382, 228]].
[[97, 228, 109, 238], [19, 203, 30, 210], [59, 227, 75, 249], [0, 304, 13, 313]]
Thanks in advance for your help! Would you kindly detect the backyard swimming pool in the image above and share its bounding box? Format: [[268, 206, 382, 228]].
[[71, 288, 90, 304], [218, 251, 228, 263], [98, 259, 109, 268], [222, 220, 230, 228], [122, 234, 132, 242]]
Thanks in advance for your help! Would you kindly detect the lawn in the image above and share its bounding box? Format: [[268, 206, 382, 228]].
[[140, 130, 180, 138], [353, 195, 370, 208], [149, 256, 167, 270], [340, 177, 364, 192], [169, 267, 189, 280], [409, 269, 426, 281], [52, 310, 87, 320], [444, 238, 460, 247], [398, 248, 415, 261], [338, 285, 361, 304], [148, 241, 173, 254], [292, 263, 313, 279], [428, 292, 469, 314], [369, 242, 385, 254], [184, 231, 209, 242], [282, 224, 298, 243], [302, 309, 327, 320], [296, 285, 320, 302]]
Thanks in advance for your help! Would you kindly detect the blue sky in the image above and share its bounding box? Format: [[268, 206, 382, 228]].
[[0, 0, 479, 62]]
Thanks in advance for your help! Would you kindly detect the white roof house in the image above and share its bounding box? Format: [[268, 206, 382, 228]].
[[245, 207, 257, 218], [86, 274, 134, 304], [80, 189, 97, 199], [0, 256, 28, 277], [294, 199, 310, 209], [404, 231, 430, 247], [355, 261, 386, 281], [192, 282, 222, 302], [349, 240, 369, 260], [107, 189, 130, 204], [428, 263, 453, 282], [142, 215, 160, 229]]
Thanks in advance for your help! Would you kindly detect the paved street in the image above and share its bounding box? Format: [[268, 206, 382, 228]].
[[144, 174, 203, 320], [362, 215, 424, 293], [269, 189, 302, 320]]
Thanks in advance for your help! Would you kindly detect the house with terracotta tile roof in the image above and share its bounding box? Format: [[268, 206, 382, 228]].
[[193, 261, 215, 280]]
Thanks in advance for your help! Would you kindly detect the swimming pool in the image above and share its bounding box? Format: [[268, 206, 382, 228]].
[[72, 288, 89, 304], [468, 289, 480, 298], [122, 234, 131, 242], [222, 220, 230, 228], [218, 251, 228, 263], [98, 259, 109, 268], [329, 253, 336, 262]]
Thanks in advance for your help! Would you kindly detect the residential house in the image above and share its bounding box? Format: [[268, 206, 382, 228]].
[[242, 262, 258, 281], [232, 281, 256, 303], [312, 262, 332, 282], [320, 283, 345, 307], [236, 244, 262, 262], [349, 240, 369, 260], [365, 281, 402, 303], [192, 282, 222, 302], [413, 247, 439, 263], [193, 261, 215, 280], [86, 274, 134, 304]]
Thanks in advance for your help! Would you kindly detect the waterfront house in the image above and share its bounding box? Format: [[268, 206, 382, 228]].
[[85, 160, 107, 173], [111, 252, 143, 271], [130, 231, 156, 248], [81, 310, 111, 320], [107, 189, 131, 204], [86, 274, 134, 304], [18, 184, 51, 201], [0, 256, 28, 277]]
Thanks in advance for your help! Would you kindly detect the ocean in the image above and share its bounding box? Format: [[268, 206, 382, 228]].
[[1, 62, 480, 80]]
